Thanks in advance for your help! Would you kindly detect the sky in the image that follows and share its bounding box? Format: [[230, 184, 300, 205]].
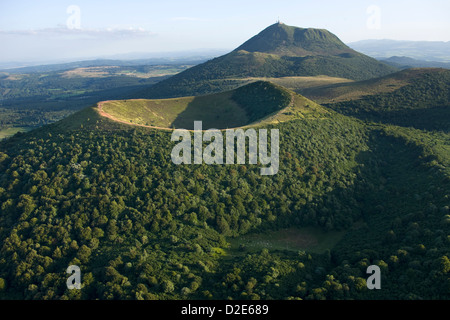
[[1, 0, 449, 63]]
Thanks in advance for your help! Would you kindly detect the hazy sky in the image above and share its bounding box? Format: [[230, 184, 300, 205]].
[[1, 0, 449, 63]]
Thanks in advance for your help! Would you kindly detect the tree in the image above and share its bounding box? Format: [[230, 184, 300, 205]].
[[440, 256, 450, 274], [0, 278, 6, 291], [162, 280, 175, 293], [77, 245, 92, 264], [216, 216, 230, 235]]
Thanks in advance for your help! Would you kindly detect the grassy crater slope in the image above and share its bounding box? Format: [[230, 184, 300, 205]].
[[100, 81, 326, 130]]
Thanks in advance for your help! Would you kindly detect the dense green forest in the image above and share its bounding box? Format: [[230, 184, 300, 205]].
[[0, 103, 448, 299]]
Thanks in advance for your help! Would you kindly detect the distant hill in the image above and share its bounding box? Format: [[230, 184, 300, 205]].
[[302, 68, 450, 132], [381, 56, 450, 70], [300, 68, 439, 103], [348, 39, 450, 62], [139, 23, 397, 99], [0, 57, 209, 74], [235, 23, 354, 57]]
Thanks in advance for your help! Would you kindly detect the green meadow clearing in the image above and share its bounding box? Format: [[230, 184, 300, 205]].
[[0, 126, 32, 140], [228, 227, 346, 254]]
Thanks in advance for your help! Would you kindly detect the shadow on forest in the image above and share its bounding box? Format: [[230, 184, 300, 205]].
[[197, 127, 450, 298], [329, 105, 450, 133]]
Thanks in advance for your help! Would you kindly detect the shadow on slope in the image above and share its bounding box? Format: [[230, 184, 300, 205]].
[[200, 126, 450, 299]]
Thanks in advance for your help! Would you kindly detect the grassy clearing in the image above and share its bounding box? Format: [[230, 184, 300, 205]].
[[228, 227, 346, 255], [0, 127, 32, 140], [61, 67, 116, 78], [61, 66, 190, 79]]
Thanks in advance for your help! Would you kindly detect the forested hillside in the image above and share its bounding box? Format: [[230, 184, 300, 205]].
[[0, 104, 448, 300]]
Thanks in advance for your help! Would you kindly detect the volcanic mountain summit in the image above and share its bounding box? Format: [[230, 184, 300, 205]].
[[139, 23, 397, 99], [235, 22, 355, 57]]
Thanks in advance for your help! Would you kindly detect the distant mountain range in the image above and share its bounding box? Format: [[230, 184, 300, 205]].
[[348, 39, 450, 62], [380, 56, 450, 69], [0, 57, 210, 74], [139, 23, 397, 99], [0, 49, 231, 73]]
